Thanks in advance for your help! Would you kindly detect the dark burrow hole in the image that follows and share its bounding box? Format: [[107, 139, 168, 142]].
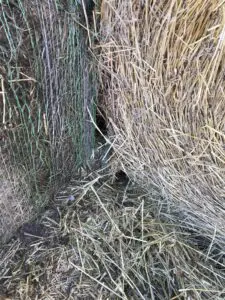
[[79, 0, 96, 22], [79, 0, 95, 12], [96, 107, 108, 136], [115, 170, 129, 185]]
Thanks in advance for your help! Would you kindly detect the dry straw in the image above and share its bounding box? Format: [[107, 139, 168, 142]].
[[99, 0, 225, 237], [1, 172, 225, 299], [1, 1, 225, 299]]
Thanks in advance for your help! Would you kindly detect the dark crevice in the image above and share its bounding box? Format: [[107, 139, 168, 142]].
[[96, 107, 108, 136], [79, 0, 95, 23], [115, 170, 129, 185]]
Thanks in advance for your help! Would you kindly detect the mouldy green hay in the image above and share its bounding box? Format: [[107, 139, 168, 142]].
[[0, 0, 98, 240], [1, 174, 225, 299], [98, 0, 225, 237]]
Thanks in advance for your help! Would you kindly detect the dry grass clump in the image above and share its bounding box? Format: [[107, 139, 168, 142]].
[[98, 1, 225, 236], [1, 172, 225, 299]]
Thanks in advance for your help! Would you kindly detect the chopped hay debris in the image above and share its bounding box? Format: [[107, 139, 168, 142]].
[[1, 173, 225, 299]]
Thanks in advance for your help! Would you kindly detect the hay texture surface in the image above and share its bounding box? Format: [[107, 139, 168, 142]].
[[0, 0, 97, 241], [99, 1, 225, 235], [1, 173, 225, 299]]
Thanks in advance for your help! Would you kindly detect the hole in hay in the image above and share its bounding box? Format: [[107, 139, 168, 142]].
[[115, 170, 129, 185], [79, 0, 95, 21], [84, 0, 95, 15], [96, 107, 107, 136]]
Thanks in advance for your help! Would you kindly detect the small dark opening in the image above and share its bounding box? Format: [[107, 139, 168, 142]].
[[115, 170, 129, 185], [80, 0, 95, 22], [96, 107, 107, 136]]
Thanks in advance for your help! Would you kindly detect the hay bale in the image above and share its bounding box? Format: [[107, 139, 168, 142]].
[[99, 1, 225, 236], [0, 0, 98, 240]]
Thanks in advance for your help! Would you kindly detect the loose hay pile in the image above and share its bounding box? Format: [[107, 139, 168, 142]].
[[1, 173, 225, 299], [99, 1, 225, 237]]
